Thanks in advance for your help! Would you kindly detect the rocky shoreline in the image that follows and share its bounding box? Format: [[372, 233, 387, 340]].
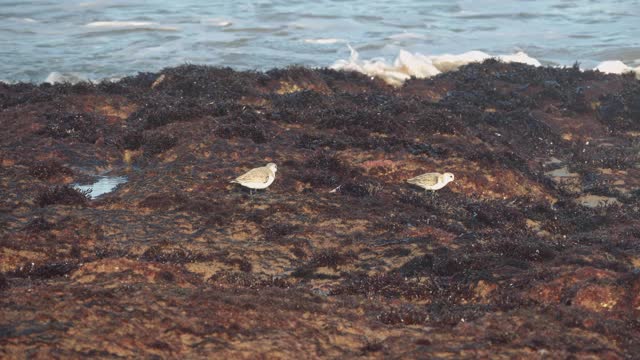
[[1, 61, 639, 358]]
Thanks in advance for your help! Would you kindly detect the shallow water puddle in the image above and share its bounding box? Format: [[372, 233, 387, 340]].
[[73, 176, 128, 199]]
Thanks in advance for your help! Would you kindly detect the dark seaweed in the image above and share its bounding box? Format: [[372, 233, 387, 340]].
[[36, 185, 90, 207], [28, 160, 73, 180]]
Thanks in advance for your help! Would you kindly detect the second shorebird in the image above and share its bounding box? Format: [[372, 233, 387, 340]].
[[231, 163, 278, 194], [407, 172, 454, 192]]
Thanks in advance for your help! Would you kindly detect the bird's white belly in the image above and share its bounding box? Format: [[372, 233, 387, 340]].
[[249, 174, 275, 189], [424, 182, 447, 190]]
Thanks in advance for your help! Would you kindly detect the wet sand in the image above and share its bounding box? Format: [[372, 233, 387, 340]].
[[1, 61, 640, 358]]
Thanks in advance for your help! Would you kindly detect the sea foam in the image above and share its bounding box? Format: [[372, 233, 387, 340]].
[[86, 21, 155, 28], [45, 72, 90, 84], [202, 18, 232, 27], [331, 46, 639, 86], [595, 61, 634, 75], [304, 38, 345, 45], [85, 21, 177, 31], [44, 72, 122, 84]]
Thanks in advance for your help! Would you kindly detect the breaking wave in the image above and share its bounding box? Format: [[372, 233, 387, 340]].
[[25, 47, 640, 86], [331, 46, 640, 86]]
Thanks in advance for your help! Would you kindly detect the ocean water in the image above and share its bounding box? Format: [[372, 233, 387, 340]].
[[1, 0, 639, 83]]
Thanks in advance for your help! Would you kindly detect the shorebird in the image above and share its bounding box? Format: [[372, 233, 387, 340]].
[[407, 172, 454, 193], [230, 163, 277, 194]]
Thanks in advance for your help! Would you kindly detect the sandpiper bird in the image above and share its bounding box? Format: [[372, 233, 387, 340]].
[[407, 172, 454, 192], [230, 163, 277, 194]]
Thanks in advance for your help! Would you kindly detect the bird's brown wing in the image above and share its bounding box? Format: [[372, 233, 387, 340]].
[[407, 173, 439, 186]]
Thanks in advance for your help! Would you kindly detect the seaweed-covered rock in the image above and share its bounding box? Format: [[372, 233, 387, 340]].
[[1, 62, 640, 358]]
